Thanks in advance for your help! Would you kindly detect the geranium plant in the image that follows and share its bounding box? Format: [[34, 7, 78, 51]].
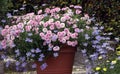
[[0, 5, 113, 72]]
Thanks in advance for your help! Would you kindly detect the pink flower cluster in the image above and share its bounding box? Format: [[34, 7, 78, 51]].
[[1, 5, 91, 52]]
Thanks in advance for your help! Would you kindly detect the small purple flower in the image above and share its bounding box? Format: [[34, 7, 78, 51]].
[[16, 66, 19, 71], [92, 40, 99, 44], [28, 33, 33, 36], [26, 52, 31, 57], [53, 53, 59, 57], [48, 48, 52, 51], [83, 43, 88, 46], [38, 57, 43, 62], [6, 61, 11, 67], [95, 35, 102, 41], [1, 19, 6, 23], [32, 63, 37, 68], [85, 34, 90, 40], [40, 63, 48, 70], [39, 54, 45, 58], [19, 57, 26, 62], [13, 10, 18, 12], [15, 61, 20, 66], [25, 38, 33, 42], [92, 30, 99, 35], [15, 49, 19, 53], [20, 7, 25, 10], [102, 43, 109, 47], [1, 54, 6, 59], [90, 53, 98, 60], [31, 49, 35, 53], [35, 48, 41, 53], [100, 26, 104, 30], [15, 49, 20, 56], [6, 13, 12, 18], [81, 49, 87, 54], [31, 54, 35, 57], [21, 62, 27, 67]]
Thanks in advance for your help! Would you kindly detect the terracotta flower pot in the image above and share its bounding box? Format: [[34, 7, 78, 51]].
[[36, 45, 77, 74]]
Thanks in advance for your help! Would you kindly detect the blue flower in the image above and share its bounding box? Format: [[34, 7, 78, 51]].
[[31, 54, 35, 57], [19, 57, 26, 62], [21, 62, 27, 67], [32, 63, 37, 68], [6, 13, 12, 18], [53, 53, 59, 57], [38, 57, 43, 62], [15, 61, 20, 66], [25, 38, 33, 42], [6, 61, 11, 67], [40, 63, 48, 70], [35, 48, 41, 53], [26, 52, 31, 57], [28, 33, 33, 36], [39, 54, 45, 58], [85, 34, 90, 40], [31, 49, 35, 53]]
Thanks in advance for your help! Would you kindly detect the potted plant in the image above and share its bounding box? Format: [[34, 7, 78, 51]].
[[0, 5, 113, 74]]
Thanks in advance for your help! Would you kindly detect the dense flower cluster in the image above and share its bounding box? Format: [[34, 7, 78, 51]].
[[0, 5, 114, 72]]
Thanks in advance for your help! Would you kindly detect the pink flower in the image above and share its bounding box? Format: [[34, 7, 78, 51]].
[[60, 17, 66, 22], [48, 43, 53, 48], [17, 23, 24, 29], [1, 29, 8, 36], [25, 25, 32, 32], [60, 23, 65, 28], [29, 20, 38, 26], [64, 15, 70, 20], [70, 33, 78, 39], [5, 25, 9, 29], [76, 10, 81, 14], [38, 10, 42, 14], [43, 23, 48, 27], [61, 38, 66, 44], [49, 25, 55, 30], [64, 36, 70, 40], [35, 27, 39, 34], [74, 5, 82, 9], [84, 14, 89, 20], [71, 41, 78, 47], [75, 28, 80, 33], [72, 24, 77, 28], [70, 5, 74, 7], [67, 41, 72, 46], [39, 32, 45, 39], [56, 23, 61, 29], [64, 28, 69, 33], [55, 7, 61, 12], [1, 40, 7, 49], [53, 46, 60, 51]]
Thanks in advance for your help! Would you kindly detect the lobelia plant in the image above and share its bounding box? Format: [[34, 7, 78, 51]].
[[0, 5, 113, 72]]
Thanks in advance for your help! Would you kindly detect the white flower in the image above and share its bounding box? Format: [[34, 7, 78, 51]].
[[49, 19, 54, 22], [60, 23, 65, 28], [42, 28, 48, 33]]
